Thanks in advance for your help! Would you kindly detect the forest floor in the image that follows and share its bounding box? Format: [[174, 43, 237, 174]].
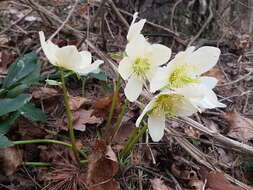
[[0, 0, 253, 189]]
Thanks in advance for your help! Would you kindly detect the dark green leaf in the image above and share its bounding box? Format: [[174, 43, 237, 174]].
[[3, 52, 37, 88], [19, 103, 46, 122], [0, 112, 20, 135], [0, 135, 13, 148], [20, 61, 42, 85], [0, 94, 31, 116], [6, 84, 28, 98], [89, 72, 107, 81]]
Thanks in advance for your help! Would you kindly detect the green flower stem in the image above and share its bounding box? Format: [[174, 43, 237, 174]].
[[23, 159, 88, 167], [13, 139, 86, 158], [60, 70, 80, 163], [119, 124, 148, 159], [104, 75, 121, 137], [110, 99, 129, 143], [23, 162, 52, 167]]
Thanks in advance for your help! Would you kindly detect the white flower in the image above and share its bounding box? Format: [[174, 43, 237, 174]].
[[150, 46, 225, 109], [39, 31, 103, 75], [127, 12, 146, 42], [118, 35, 171, 102], [136, 89, 199, 142]]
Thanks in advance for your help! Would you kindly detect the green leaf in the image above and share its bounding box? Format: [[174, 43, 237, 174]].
[[3, 52, 37, 88], [111, 53, 124, 59], [0, 135, 13, 148], [45, 79, 62, 86], [89, 72, 107, 81], [0, 112, 20, 135], [19, 103, 46, 122], [6, 84, 28, 98], [20, 61, 42, 85], [0, 94, 31, 116]]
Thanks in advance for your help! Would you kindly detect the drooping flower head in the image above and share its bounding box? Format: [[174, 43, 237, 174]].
[[150, 46, 225, 109], [118, 35, 171, 102], [136, 89, 199, 141], [127, 12, 146, 42], [39, 31, 103, 75]]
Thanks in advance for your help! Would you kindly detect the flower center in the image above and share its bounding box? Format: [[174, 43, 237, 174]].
[[132, 58, 150, 79], [153, 94, 184, 116], [168, 64, 199, 88]]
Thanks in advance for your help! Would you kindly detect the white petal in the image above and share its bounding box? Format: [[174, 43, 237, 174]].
[[39, 31, 59, 65], [189, 46, 221, 74], [148, 112, 165, 142], [200, 76, 218, 89], [79, 51, 92, 65], [176, 97, 198, 116], [124, 75, 143, 102], [55, 45, 82, 70], [136, 99, 155, 127], [78, 60, 103, 75], [118, 57, 133, 80], [149, 67, 169, 92], [149, 44, 171, 66], [127, 12, 146, 42], [126, 35, 150, 58]]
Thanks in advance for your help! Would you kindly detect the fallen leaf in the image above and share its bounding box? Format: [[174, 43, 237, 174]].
[[0, 50, 14, 71], [68, 95, 92, 111], [199, 168, 243, 190], [223, 109, 253, 141], [189, 179, 205, 190], [86, 139, 119, 190], [184, 127, 200, 138], [31, 87, 60, 100], [203, 65, 226, 84], [0, 147, 23, 176], [150, 178, 173, 190], [92, 93, 121, 119], [70, 109, 102, 131], [171, 162, 198, 180]]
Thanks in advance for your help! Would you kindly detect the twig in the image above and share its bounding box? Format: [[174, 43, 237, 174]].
[[170, 0, 182, 29], [217, 71, 253, 87], [90, 0, 109, 28], [0, 9, 33, 35], [108, 0, 129, 28], [187, 1, 213, 46]]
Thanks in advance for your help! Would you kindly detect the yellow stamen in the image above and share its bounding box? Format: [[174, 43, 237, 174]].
[[132, 58, 150, 79]]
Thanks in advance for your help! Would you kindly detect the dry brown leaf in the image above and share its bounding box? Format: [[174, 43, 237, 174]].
[[86, 139, 119, 190], [203, 65, 226, 84], [71, 109, 102, 131], [189, 179, 205, 190], [171, 163, 198, 180], [150, 178, 173, 190], [0, 147, 23, 176], [68, 95, 92, 111], [199, 168, 243, 190], [184, 127, 200, 138], [223, 109, 253, 141], [32, 87, 60, 100], [92, 94, 121, 119]]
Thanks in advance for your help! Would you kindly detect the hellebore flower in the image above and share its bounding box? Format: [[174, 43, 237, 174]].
[[118, 35, 171, 102], [150, 46, 225, 109], [39, 31, 103, 75], [136, 90, 199, 142], [127, 12, 146, 42]]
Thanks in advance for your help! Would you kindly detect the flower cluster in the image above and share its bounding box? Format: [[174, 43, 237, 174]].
[[118, 13, 226, 142]]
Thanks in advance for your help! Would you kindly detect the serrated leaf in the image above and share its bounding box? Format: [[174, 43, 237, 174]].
[[0, 112, 20, 135], [19, 103, 46, 122], [89, 72, 107, 81], [0, 136, 13, 148], [0, 94, 31, 116], [3, 52, 37, 88]]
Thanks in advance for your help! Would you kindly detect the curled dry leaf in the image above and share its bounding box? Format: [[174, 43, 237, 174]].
[[203, 65, 226, 84], [68, 95, 92, 111], [223, 108, 253, 141], [0, 147, 23, 176], [86, 139, 119, 190], [31, 87, 60, 100], [150, 178, 173, 190], [171, 163, 198, 180], [199, 168, 243, 190], [92, 93, 121, 119], [71, 109, 102, 131]]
